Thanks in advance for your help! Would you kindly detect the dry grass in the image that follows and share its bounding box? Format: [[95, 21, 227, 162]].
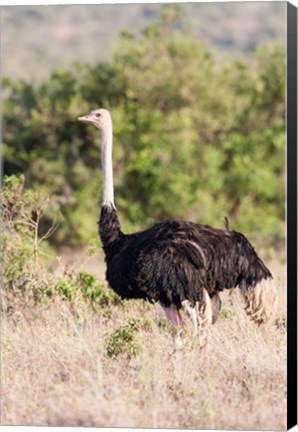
[[1, 250, 286, 429]]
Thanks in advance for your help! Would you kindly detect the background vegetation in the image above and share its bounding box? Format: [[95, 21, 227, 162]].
[[3, 5, 285, 245], [1, 4, 286, 429]]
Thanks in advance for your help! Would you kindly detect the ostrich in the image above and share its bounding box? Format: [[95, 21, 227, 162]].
[[78, 108, 278, 346]]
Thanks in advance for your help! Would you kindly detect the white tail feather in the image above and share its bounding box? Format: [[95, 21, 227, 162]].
[[240, 277, 278, 325]]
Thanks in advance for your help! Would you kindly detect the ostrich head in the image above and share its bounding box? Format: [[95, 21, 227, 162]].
[[78, 108, 111, 129]]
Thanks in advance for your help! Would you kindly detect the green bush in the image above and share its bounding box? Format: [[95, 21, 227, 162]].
[[1, 174, 58, 303], [78, 271, 122, 315], [54, 278, 76, 300], [2, 6, 285, 246], [105, 317, 151, 358], [1, 175, 122, 315]]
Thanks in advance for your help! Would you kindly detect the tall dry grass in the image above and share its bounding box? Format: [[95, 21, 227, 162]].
[[1, 258, 286, 430]]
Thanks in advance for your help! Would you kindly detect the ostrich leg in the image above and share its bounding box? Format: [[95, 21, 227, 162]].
[[181, 300, 198, 336], [196, 289, 212, 347], [210, 292, 222, 324], [161, 305, 184, 349], [181, 290, 212, 347]]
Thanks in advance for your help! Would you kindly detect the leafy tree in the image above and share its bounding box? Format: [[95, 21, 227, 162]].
[[2, 6, 285, 246]]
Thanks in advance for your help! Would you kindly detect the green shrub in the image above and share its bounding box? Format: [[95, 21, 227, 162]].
[[1, 176, 119, 314], [1, 174, 57, 303], [105, 317, 151, 358], [77, 271, 122, 314], [2, 10, 285, 246], [54, 278, 76, 300], [219, 308, 234, 319]]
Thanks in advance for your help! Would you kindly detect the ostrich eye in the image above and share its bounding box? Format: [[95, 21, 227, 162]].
[[95, 113, 101, 118]]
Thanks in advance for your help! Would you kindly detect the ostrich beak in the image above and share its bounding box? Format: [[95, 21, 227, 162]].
[[78, 114, 92, 123]]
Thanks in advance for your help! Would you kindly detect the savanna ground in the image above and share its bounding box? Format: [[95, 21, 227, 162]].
[[1, 244, 287, 429]]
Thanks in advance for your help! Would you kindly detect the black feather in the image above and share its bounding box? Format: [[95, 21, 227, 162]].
[[99, 205, 272, 310]]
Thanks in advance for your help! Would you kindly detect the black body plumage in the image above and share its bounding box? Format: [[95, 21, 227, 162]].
[[99, 205, 272, 309]]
